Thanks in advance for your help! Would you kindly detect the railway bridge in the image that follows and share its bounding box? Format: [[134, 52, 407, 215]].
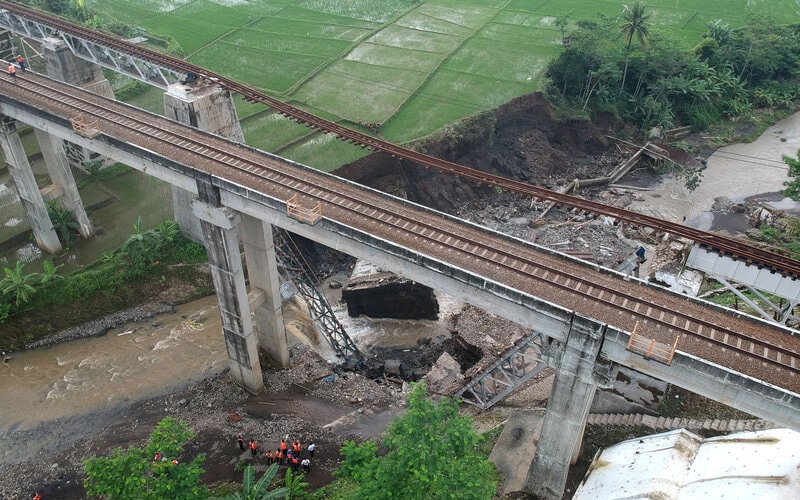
[[2, 67, 799, 500], [0, 6, 799, 499]]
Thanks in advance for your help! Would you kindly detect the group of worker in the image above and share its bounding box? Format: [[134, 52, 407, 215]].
[[237, 435, 314, 473], [152, 451, 179, 465], [7, 55, 25, 80]]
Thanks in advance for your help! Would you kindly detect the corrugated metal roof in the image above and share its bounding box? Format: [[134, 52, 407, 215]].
[[574, 428, 800, 499]]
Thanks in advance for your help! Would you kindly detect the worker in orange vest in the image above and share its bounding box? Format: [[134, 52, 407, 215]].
[[264, 449, 274, 464], [275, 448, 283, 465], [32, 493, 41, 500], [16, 55, 25, 71], [280, 439, 288, 454], [292, 440, 301, 455], [8, 63, 16, 81], [249, 439, 258, 457]]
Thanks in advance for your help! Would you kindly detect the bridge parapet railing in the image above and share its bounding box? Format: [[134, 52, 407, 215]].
[[287, 194, 321, 225], [626, 321, 678, 365], [70, 114, 100, 139]]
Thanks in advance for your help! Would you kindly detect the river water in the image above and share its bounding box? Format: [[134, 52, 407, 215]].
[[0, 279, 462, 433], [0, 296, 228, 431]]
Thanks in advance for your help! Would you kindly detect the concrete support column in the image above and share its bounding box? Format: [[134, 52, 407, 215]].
[[42, 37, 114, 168], [33, 128, 93, 238], [0, 117, 61, 253], [192, 179, 263, 394], [525, 315, 606, 499], [241, 214, 290, 367], [42, 37, 115, 98], [165, 83, 245, 243]]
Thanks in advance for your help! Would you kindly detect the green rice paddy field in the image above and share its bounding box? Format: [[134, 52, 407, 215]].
[[90, 0, 800, 170]]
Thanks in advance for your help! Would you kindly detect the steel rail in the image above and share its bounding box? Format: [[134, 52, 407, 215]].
[[1, 1, 799, 278], [9, 70, 799, 379]]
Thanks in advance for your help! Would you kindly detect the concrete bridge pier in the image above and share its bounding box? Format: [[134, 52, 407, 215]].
[[41, 37, 114, 167], [241, 215, 290, 367], [192, 179, 263, 394], [33, 128, 93, 238], [164, 83, 244, 243], [525, 315, 607, 499], [0, 116, 61, 253]]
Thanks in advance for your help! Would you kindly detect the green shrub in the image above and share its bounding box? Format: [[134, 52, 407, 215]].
[[115, 81, 150, 101]]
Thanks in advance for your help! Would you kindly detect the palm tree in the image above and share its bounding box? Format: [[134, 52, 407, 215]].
[[0, 261, 38, 306], [210, 464, 290, 500], [619, 1, 650, 93], [47, 200, 79, 248], [121, 216, 159, 265]]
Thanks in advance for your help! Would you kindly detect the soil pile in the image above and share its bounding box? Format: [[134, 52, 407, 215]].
[[336, 92, 630, 213]]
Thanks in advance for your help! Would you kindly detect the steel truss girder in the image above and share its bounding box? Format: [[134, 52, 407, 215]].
[[0, 10, 181, 89], [456, 332, 547, 410], [274, 229, 364, 368], [713, 274, 799, 326]]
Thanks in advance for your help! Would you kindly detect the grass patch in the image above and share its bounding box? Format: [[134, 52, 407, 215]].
[[367, 24, 464, 52], [276, 5, 384, 29], [444, 37, 556, 83], [121, 85, 165, 114], [345, 43, 445, 73], [297, 0, 412, 23], [241, 111, 316, 151], [701, 106, 799, 146], [145, 1, 251, 53], [415, 2, 500, 29], [382, 93, 482, 143], [251, 16, 372, 42], [294, 60, 428, 122], [280, 133, 371, 171], [422, 69, 534, 109], [396, 10, 475, 37], [188, 41, 329, 93], [226, 27, 353, 59]]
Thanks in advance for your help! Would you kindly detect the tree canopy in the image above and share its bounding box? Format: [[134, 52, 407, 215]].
[[782, 150, 800, 201], [546, 8, 800, 131], [334, 383, 497, 499], [83, 417, 207, 500]]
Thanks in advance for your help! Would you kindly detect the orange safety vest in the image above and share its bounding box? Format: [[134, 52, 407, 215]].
[[276, 450, 283, 460], [280, 440, 288, 451], [250, 441, 257, 451], [8, 64, 15, 75], [293, 442, 301, 453]]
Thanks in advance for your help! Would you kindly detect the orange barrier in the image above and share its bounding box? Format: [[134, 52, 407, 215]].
[[286, 194, 321, 225], [626, 321, 678, 365], [70, 115, 100, 138]]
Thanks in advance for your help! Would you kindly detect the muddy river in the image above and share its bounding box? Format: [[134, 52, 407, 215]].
[[0, 296, 227, 431], [0, 282, 462, 433]]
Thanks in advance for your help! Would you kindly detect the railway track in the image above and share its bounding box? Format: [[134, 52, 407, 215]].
[[4, 69, 799, 392], [1, 1, 800, 278]]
